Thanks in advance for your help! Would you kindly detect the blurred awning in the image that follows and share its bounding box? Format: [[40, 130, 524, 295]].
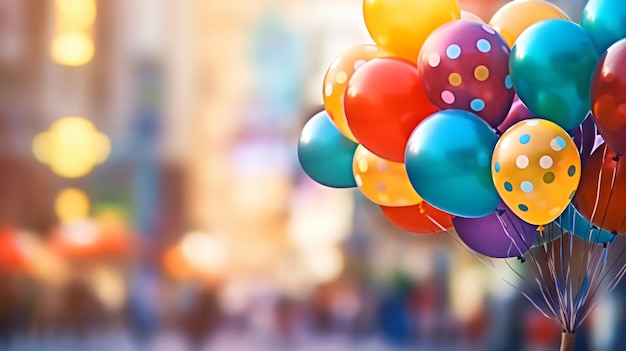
[[0, 226, 67, 284], [49, 212, 135, 261]]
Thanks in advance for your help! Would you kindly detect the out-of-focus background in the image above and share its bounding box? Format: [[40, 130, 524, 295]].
[[1, 0, 623, 350]]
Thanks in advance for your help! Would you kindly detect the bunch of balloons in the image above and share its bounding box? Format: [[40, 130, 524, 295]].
[[298, 0, 626, 259]]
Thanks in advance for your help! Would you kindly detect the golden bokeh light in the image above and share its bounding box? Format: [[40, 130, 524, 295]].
[[51, 33, 95, 67], [55, 0, 97, 30], [88, 265, 127, 311], [32, 117, 110, 178], [51, 0, 96, 66], [55, 188, 90, 224]]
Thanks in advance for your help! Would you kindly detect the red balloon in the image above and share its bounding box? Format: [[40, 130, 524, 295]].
[[591, 39, 626, 156], [574, 144, 626, 234], [380, 202, 454, 234], [418, 20, 515, 128], [344, 57, 436, 163]]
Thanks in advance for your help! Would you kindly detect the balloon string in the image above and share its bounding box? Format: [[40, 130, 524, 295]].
[[589, 145, 609, 226], [579, 157, 618, 309], [497, 216, 562, 326], [426, 213, 559, 327], [575, 158, 622, 328], [571, 145, 610, 325]]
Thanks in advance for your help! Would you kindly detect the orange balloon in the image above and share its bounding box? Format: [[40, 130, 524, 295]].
[[489, 0, 570, 48], [353, 145, 422, 207], [323, 45, 391, 142], [461, 10, 485, 23], [381, 203, 454, 234]]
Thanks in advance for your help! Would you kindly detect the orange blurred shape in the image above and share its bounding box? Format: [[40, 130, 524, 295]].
[[0, 226, 30, 273], [0, 226, 66, 284], [161, 236, 225, 288], [49, 218, 134, 260], [163, 246, 195, 280]]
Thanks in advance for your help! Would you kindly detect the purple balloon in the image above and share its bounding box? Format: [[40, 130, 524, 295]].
[[453, 201, 537, 258], [497, 96, 535, 133], [571, 114, 597, 166]]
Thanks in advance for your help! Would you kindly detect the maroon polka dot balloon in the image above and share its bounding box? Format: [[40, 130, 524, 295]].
[[418, 20, 515, 128]]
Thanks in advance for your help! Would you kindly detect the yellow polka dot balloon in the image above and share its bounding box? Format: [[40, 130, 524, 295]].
[[492, 119, 581, 225], [353, 145, 422, 207], [323, 44, 391, 142]]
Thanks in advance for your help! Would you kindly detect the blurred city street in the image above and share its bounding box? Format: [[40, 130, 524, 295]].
[[0, 0, 620, 351]]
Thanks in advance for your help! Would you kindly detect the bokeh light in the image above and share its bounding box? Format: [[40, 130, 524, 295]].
[[51, 33, 95, 67], [32, 117, 110, 178], [54, 188, 90, 223], [180, 231, 229, 274], [51, 0, 96, 66]]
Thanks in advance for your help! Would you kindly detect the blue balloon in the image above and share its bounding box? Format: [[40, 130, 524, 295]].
[[532, 223, 563, 248], [556, 204, 616, 245], [581, 0, 626, 54], [510, 20, 600, 131], [405, 110, 500, 218], [298, 111, 358, 188]]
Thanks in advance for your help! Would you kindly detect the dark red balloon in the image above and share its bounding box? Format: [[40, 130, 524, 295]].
[[380, 202, 454, 234], [418, 20, 515, 128], [574, 144, 626, 234], [591, 38, 626, 156], [344, 57, 437, 163]]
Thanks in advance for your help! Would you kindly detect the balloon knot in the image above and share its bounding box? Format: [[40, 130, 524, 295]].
[[517, 256, 526, 263], [537, 225, 545, 231], [613, 155, 620, 162], [612, 230, 618, 235], [418, 202, 425, 214], [496, 209, 505, 216], [494, 128, 503, 136], [603, 243, 608, 249]]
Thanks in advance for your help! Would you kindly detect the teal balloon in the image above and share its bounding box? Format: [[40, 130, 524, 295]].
[[405, 110, 500, 218], [556, 204, 617, 245], [532, 223, 563, 248], [581, 0, 626, 54], [298, 111, 358, 188], [510, 19, 600, 131]]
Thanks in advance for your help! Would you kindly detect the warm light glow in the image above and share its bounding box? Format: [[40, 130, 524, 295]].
[[51, 0, 96, 66], [88, 265, 127, 311], [180, 231, 228, 273], [32, 117, 110, 178], [449, 265, 486, 322], [288, 188, 354, 249], [230, 175, 290, 220], [55, 188, 90, 223], [55, 0, 96, 30], [59, 219, 99, 247], [301, 245, 344, 284], [51, 33, 94, 67]]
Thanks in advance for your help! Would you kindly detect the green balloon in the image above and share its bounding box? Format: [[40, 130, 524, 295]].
[[510, 20, 600, 131]]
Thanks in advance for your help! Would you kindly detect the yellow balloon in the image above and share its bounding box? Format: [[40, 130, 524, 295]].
[[489, 0, 570, 48], [492, 119, 581, 225], [461, 10, 485, 23], [363, 0, 461, 61], [353, 145, 422, 207], [323, 44, 391, 142]]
